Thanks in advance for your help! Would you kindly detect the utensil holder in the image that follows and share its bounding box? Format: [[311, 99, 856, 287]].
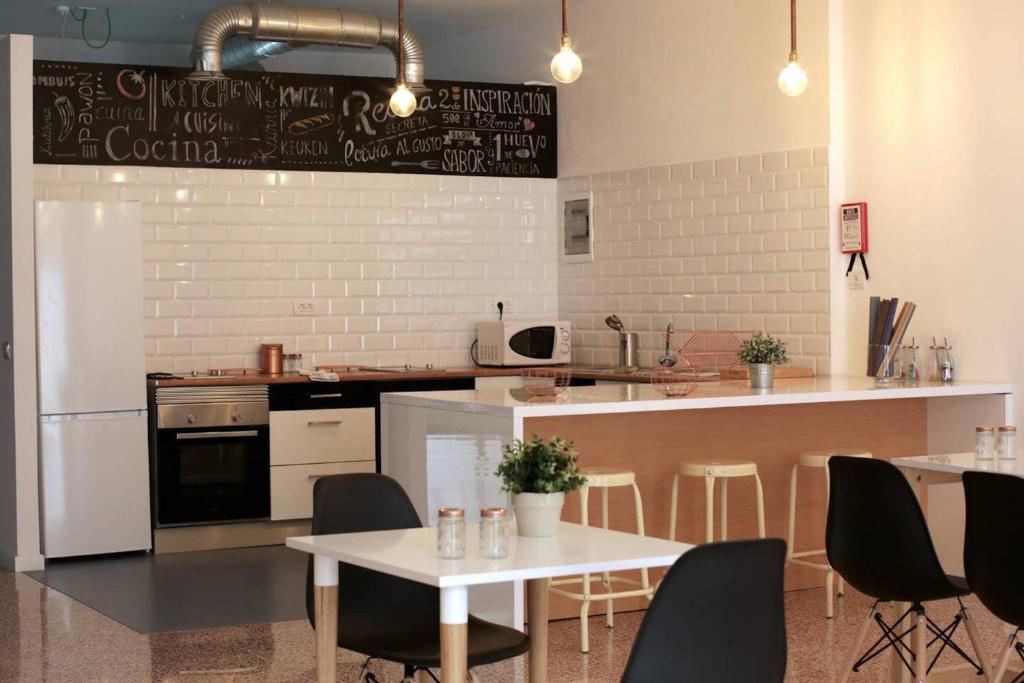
[[869, 344, 894, 383], [619, 333, 639, 368]]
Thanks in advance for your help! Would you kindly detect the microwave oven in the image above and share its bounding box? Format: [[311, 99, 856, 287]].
[[475, 321, 571, 366]]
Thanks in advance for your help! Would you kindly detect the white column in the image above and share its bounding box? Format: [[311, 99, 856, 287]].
[[0, 33, 41, 572]]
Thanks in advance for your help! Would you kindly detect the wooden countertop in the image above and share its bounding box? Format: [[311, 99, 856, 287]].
[[149, 365, 748, 387]]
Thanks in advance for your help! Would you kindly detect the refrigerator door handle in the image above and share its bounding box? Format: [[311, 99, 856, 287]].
[[176, 430, 259, 441], [2, 341, 11, 360]]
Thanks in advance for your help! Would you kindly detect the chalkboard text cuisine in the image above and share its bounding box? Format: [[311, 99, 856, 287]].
[[33, 60, 557, 178]]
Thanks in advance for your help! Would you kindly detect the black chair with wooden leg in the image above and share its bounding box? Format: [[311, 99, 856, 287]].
[[620, 539, 787, 683], [964, 470, 1024, 683], [304, 473, 530, 682], [826, 456, 990, 682]]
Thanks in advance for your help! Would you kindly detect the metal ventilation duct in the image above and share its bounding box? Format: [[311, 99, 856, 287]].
[[189, 3, 424, 87]]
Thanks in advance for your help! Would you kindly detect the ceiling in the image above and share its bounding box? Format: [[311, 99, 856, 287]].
[[0, 0, 554, 46]]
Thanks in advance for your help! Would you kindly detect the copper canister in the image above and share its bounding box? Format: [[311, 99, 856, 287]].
[[259, 343, 284, 375]]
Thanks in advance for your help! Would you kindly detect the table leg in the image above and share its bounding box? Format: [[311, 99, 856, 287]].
[[440, 585, 468, 683], [890, 468, 918, 683], [889, 601, 913, 683], [313, 555, 339, 683], [527, 578, 551, 683]]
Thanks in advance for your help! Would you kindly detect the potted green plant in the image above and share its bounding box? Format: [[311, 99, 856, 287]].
[[738, 331, 790, 388], [496, 434, 587, 537]]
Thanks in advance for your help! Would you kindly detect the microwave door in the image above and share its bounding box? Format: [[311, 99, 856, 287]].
[[509, 326, 556, 361]]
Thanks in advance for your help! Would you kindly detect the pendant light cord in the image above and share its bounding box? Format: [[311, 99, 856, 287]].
[[562, 0, 569, 37], [69, 7, 112, 50], [790, 0, 797, 55], [397, 0, 405, 84]]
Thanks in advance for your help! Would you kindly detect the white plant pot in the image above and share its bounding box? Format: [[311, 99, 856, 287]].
[[513, 492, 565, 537]]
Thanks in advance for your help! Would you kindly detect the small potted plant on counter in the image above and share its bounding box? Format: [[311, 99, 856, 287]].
[[496, 434, 587, 537], [738, 331, 790, 389]]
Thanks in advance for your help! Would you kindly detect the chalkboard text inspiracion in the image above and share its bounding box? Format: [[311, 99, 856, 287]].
[[33, 60, 557, 179]]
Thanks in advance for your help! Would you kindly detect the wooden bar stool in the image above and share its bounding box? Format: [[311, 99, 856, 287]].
[[669, 459, 766, 543], [786, 449, 872, 618], [550, 467, 654, 653]]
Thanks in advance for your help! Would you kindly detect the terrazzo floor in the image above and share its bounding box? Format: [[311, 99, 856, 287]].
[[1, 567, 1020, 682]]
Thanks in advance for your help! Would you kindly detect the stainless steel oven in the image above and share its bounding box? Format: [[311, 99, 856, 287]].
[[151, 385, 270, 527]]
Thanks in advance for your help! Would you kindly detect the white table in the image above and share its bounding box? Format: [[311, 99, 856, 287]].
[[893, 452, 1024, 483], [888, 453, 1023, 683], [287, 522, 693, 683]]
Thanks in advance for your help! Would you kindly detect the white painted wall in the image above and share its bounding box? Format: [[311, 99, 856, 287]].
[[0, 35, 42, 572], [430, 0, 831, 178], [833, 0, 1024, 425]]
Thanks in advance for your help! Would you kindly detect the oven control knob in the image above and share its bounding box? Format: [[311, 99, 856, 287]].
[[231, 412, 242, 423], [187, 414, 197, 424]]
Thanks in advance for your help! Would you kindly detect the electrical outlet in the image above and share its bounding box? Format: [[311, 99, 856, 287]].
[[497, 300, 512, 314], [293, 300, 320, 316], [847, 271, 865, 290]]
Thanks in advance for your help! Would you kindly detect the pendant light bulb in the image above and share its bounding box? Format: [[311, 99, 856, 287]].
[[389, 82, 417, 117], [551, 36, 583, 84], [778, 54, 808, 97]]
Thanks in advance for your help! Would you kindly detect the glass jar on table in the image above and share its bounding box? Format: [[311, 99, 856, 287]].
[[997, 426, 1017, 461], [437, 508, 466, 559], [975, 426, 995, 460], [479, 507, 510, 559]]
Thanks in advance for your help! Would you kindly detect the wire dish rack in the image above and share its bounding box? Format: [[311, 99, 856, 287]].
[[668, 330, 754, 373]]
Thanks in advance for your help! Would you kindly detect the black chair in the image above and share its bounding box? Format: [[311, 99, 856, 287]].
[[826, 456, 988, 682], [620, 539, 787, 683], [305, 473, 530, 682], [964, 470, 1024, 682]]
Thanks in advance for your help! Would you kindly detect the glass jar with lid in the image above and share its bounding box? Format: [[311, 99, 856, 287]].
[[283, 353, 304, 374], [479, 507, 510, 559], [975, 426, 995, 460], [997, 426, 1017, 460], [437, 508, 466, 559]]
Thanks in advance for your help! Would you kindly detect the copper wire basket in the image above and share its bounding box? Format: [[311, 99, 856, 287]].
[[521, 367, 572, 397], [649, 371, 697, 397], [672, 331, 753, 373]]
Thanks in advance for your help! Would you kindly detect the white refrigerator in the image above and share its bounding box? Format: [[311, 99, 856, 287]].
[[36, 201, 152, 558]]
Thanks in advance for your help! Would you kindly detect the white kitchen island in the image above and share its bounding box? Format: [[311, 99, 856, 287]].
[[380, 376, 1012, 627]]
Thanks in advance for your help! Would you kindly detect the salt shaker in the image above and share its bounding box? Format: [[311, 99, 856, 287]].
[[997, 426, 1017, 460], [928, 338, 955, 383], [437, 508, 466, 559], [975, 426, 995, 460], [901, 340, 921, 382], [479, 508, 510, 559]]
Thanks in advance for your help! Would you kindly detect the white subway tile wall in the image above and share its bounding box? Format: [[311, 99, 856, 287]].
[[558, 147, 831, 374], [34, 165, 559, 372]]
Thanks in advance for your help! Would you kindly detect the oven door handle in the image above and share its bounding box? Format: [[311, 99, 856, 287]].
[[176, 430, 260, 440]]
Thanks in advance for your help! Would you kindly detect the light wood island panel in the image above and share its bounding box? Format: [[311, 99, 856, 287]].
[[524, 398, 928, 620]]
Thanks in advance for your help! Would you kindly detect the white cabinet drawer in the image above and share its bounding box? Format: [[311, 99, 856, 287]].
[[270, 407, 375, 466], [271, 461, 375, 521], [474, 376, 523, 390]]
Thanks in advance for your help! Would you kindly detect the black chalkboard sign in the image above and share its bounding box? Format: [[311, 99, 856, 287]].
[[32, 60, 557, 178]]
